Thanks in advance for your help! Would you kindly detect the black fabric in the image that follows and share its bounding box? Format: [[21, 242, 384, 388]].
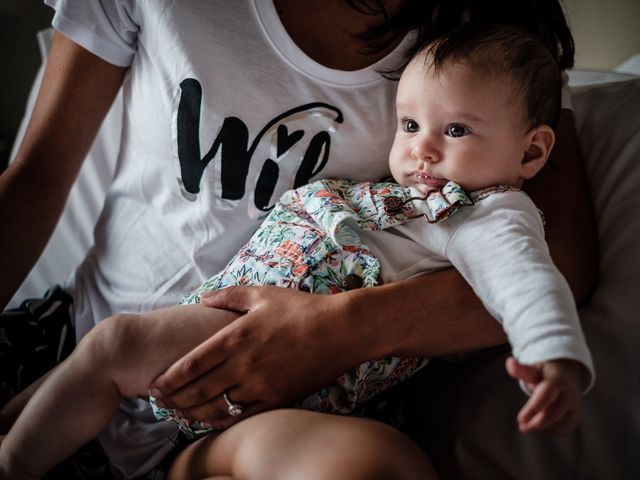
[[1, 286, 76, 397], [43, 440, 115, 480], [0, 287, 111, 479]]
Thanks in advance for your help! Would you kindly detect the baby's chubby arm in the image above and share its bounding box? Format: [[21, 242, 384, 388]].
[[506, 357, 584, 436]]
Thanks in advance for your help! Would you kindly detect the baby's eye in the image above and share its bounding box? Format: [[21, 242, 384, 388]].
[[402, 118, 420, 133], [446, 124, 470, 137]]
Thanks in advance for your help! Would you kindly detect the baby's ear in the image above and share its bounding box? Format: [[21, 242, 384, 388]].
[[520, 125, 555, 179]]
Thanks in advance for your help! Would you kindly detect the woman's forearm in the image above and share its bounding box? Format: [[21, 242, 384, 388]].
[[0, 32, 126, 309], [336, 268, 507, 360], [152, 274, 506, 416]]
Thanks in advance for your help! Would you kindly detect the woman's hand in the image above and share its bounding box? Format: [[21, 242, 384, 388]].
[[148, 270, 507, 429], [148, 286, 360, 429]]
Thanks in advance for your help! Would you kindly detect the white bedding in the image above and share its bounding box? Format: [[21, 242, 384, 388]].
[[8, 29, 640, 479]]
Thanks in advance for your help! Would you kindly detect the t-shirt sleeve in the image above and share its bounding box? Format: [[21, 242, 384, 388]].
[[444, 192, 595, 393], [44, 0, 139, 67]]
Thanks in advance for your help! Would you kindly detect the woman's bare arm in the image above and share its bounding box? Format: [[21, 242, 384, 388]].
[[0, 32, 127, 309]]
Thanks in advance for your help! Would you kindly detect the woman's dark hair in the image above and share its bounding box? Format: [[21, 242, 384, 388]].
[[347, 0, 575, 72]]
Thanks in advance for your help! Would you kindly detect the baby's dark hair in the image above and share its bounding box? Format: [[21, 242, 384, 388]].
[[419, 25, 562, 129]]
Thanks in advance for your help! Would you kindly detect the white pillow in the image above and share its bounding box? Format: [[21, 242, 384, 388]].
[[571, 77, 640, 478]]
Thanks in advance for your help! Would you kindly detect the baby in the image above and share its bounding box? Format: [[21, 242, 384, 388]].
[[0, 25, 593, 479]]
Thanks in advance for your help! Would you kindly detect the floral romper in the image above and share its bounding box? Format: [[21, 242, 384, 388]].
[[152, 179, 478, 438]]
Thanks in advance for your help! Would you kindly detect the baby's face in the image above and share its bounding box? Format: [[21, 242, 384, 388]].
[[389, 54, 530, 194]]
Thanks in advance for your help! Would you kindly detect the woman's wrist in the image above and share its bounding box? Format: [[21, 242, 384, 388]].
[[332, 271, 506, 360], [307, 289, 382, 370], [338, 287, 394, 360]]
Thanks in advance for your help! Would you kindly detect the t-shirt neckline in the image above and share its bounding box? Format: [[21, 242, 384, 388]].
[[252, 0, 415, 86]]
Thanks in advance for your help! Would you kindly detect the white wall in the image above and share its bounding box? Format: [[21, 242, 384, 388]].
[[564, 0, 640, 69]]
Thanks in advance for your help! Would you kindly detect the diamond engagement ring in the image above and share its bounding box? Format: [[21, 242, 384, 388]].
[[223, 392, 244, 417]]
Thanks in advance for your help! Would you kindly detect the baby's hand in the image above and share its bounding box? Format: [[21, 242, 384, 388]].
[[505, 357, 584, 436]]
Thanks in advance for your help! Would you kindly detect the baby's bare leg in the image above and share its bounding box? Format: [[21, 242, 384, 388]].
[[0, 368, 53, 436], [168, 409, 438, 480], [0, 304, 238, 480]]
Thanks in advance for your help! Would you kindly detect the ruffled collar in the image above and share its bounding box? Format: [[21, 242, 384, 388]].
[[384, 181, 521, 223]]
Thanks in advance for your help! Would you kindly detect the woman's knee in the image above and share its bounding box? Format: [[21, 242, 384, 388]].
[[227, 409, 438, 480], [318, 415, 438, 480]]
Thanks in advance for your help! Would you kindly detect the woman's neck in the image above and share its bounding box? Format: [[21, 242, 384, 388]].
[[273, 0, 407, 71]]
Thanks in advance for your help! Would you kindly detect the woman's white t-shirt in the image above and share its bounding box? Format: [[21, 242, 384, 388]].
[[45, 0, 414, 476]]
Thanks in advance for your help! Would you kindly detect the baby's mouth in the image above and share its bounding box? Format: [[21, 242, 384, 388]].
[[414, 171, 448, 188]]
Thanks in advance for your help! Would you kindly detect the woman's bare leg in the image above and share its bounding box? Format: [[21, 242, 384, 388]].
[[168, 409, 439, 480], [0, 304, 238, 480]]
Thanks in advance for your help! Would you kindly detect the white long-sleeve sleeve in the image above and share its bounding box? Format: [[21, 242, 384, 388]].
[[442, 192, 594, 391], [368, 190, 595, 392]]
